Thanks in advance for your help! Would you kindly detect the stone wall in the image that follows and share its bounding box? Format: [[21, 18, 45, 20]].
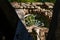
[[11, 2, 54, 19], [26, 26, 49, 40], [10, 2, 54, 40]]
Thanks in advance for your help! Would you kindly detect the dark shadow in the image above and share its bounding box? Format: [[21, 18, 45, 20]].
[[0, 0, 33, 40], [0, 0, 19, 40], [46, 0, 60, 40]]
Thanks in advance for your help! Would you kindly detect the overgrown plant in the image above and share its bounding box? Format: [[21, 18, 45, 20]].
[[25, 13, 50, 28]]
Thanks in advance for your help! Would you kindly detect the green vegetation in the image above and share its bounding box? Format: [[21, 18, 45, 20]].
[[25, 13, 50, 28], [8, 0, 56, 3], [8, 0, 39, 2], [35, 14, 50, 28], [25, 14, 36, 26]]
